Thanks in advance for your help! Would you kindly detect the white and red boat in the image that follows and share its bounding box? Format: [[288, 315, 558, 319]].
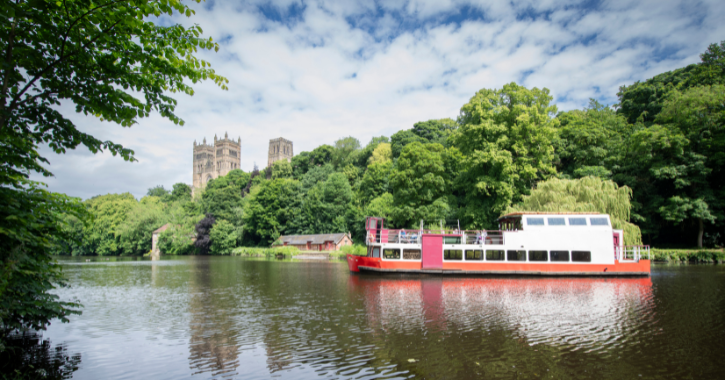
[[347, 212, 650, 276]]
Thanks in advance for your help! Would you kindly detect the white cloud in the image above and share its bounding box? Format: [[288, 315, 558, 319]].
[[30, 0, 725, 199]]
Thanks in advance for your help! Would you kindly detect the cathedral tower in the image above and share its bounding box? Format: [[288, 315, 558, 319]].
[[267, 137, 293, 167], [193, 132, 241, 193]]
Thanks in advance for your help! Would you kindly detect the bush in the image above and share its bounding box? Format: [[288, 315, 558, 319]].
[[340, 244, 367, 256], [651, 248, 725, 263], [158, 226, 196, 255], [231, 246, 300, 257], [209, 220, 237, 255]]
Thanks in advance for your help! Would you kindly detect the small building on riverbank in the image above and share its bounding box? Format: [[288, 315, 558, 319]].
[[274, 233, 353, 251]]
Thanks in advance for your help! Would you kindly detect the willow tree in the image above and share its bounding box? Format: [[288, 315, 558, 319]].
[[505, 176, 642, 245]]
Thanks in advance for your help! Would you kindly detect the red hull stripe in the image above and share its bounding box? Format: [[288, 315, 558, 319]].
[[346, 255, 650, 276]]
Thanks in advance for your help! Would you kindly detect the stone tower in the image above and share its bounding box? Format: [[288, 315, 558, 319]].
[[267, 137, 293, 167], [193, 132, 241, 193]]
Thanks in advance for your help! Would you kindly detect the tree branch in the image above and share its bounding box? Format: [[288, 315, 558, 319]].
[[6, 16, 127, 117], [0, 0, 19, 131]]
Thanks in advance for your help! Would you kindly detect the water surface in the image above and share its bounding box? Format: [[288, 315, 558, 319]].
[[40, 257, 725, 379]]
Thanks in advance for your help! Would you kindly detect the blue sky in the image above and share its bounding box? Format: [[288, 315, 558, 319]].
[[34, 0, 725, 199]]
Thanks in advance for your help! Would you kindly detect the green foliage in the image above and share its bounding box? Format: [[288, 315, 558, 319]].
[[158, 225, 196, 255], [359, 162, 392, 205], [617, 41, 724, 124], [390, 129, 427, 159], [411, 118, 457, 146], [297, 173, 356, 234], [390, 142, 449, 227], [82, 193, 138, 256], [309, 145, 335, 166], [0, 182, 83, 337], [506, 176, 642, 245], [0, 0, 228, 341], [333, 136, 362, 168], [147, 185, 169, 198], [340, 244, 367, 256], [453, 83, 559, 228], [231, 246, 300, 257], [169, 183, 192, 202], [651, 248, 725, 263], [369, 143, 392, 165], [243, 179, 301, 246], [209, 220, 237, 255], [115, 196, 166, 256], [201, 169, 249, 222], [271, 160, 293, 179], [555, 100, 632, 179]]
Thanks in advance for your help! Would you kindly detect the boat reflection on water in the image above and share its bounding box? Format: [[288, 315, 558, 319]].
[[348, 275, 654, 352]]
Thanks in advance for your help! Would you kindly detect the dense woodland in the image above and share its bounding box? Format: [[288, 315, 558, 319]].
[[59, 41, 725, 255]]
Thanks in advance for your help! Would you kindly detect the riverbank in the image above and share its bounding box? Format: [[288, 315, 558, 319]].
[[651, 248, 725, 263]]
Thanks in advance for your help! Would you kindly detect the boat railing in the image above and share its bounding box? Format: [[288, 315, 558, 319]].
[[616, 245, 651, 262], [365, 229, 505, 245]]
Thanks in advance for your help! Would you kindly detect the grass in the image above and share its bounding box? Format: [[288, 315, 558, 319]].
[[650, 248, 725, 263], [231, 246, 300, 257]]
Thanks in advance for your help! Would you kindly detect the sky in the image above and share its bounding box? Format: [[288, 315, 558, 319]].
[[32, 0, 725, 199]]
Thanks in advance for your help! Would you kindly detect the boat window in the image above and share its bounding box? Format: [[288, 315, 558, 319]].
[[466, 250, 483, 261], [403, 249, 421, 260], [507, 250, 526, 261], [372, 247, 380, 258], [590, 217, 609, 226], [568, 217, 587, 226], [550, 251, 570, 262], [444, 236, 462, 244], [527, 218, 544, 226], [383, 248, 400, 259], [444, 249, 463, 260], [548, 217, 565, 226], [572, 251, 591, 262], [486, 250, 504, 261], [528, 250, 548, 262]]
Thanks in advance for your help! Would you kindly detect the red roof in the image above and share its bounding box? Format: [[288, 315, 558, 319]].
[[152, 223, 171, 234]]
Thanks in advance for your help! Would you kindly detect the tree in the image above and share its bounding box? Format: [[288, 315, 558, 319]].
[[390, 129, 427, 159], [0, 0, 227, 337], [297, 173, 355, 234], [115, 195, 165, 255], [242, 179, 300, 246], [390, 142, 449, 228], [309, 145, 334, 166], [555, 100, 632, 179], [617, 41, 724, 124], [209, 219, 236, 254], [651, 85, 724, 247], [271, 159, 293, 179], [146, 185, 169, 198], [194, 214, 215, 255], [505, 177, 642, 245], [411, 118, 457, 146], [332, 136, 361, 168], [369, 143, 392, 165], [201, 169, 249, 222], [453, 83, 559, 228], [358, 161, 392, 205], [0, 185, 84, 336], [169, 183, 192, 202]]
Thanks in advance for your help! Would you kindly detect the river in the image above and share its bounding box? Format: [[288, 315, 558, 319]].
[[26, 257, 725, 379]]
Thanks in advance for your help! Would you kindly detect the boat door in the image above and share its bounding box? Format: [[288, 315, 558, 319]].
[[422, 235, 443, 269]]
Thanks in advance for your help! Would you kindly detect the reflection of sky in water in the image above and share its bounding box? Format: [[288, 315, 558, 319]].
[[360, 277, 654, 353], [43, 258, 723, 380]]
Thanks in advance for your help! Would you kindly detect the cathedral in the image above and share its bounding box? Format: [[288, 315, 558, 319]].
[[192, 132, 241, 193], [267, 137, 293, 167]]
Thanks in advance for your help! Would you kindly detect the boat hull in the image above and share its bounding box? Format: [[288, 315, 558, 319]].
[[346, 254, 650, 276]]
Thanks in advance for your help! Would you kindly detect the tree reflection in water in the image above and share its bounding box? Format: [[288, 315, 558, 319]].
[[0, 331, 80, 379], [187, 258, 240, 378]]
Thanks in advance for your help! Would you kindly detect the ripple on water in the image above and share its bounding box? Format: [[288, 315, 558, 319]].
[[44, 259, 725, 379]]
